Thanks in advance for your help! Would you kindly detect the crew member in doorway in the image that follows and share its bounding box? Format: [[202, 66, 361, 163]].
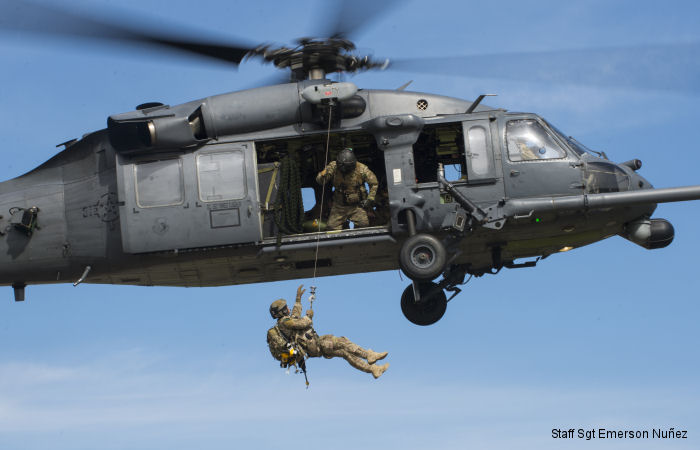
[[315, 148, 378, 230], [267, 285, 389, 379]]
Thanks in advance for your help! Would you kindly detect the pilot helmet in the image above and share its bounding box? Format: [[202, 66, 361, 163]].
[[269, 299, 289, 319], [336, 148, 357, 174]]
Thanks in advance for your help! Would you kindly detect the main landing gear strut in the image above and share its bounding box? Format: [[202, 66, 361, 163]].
[[398, 237, 542, 325], [395, 163, 541, 325], [397, 209, 468, 326], [400, 265, 468, 326]]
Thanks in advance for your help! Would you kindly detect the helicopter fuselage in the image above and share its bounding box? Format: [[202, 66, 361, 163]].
[[0, 81, 689, 309]]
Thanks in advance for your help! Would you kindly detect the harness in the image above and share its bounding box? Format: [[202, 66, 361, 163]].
[[333, 171, 367, 206]]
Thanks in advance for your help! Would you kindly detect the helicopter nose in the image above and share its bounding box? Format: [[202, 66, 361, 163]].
[[625, 165, 653, 191], [621, 158, 658, 191]]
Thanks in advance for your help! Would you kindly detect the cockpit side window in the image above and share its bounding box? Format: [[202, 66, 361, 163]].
[[506, 119, 566, 162]]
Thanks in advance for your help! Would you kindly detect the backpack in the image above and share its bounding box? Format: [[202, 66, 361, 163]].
[[267, 326, 288, 361]]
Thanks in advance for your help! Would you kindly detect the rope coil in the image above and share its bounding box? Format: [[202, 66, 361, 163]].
[[274, 154, 304, 235]]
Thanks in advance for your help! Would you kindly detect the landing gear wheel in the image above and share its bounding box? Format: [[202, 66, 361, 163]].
[[399, 233, 447, 281], [400, 282, 447, 326]]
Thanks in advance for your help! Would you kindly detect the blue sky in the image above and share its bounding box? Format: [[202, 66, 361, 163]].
[[0, 1, 699, 449]]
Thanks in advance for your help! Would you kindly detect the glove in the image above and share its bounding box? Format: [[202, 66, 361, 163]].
[[361, 198, 374, 209]]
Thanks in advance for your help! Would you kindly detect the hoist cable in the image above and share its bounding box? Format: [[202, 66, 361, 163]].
[[312, 106, 334, 282]]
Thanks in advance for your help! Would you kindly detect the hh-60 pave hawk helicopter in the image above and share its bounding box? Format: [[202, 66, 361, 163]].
[[2, 1, 700, 325]]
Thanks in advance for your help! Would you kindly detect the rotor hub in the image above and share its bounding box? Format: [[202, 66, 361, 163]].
[[247, 38, 387, 80]]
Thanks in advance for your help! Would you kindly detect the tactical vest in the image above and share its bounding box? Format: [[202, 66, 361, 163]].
[[332, 166, 368, 205]]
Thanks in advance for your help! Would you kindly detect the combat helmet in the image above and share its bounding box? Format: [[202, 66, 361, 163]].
[[269, 299, 289, 319], [336, 148, 357, 174]]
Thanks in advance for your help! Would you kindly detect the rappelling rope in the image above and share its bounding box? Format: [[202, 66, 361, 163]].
[[311, 106, 333, 282]]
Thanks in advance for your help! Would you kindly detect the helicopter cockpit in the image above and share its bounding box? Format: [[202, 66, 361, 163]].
[[544, 118, 648, 195], [506, 119, 567, 161], [501, 114, 647, 197], [545, 120, 607, 159]]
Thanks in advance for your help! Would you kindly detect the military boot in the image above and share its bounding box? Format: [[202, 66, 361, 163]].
[[371, 362, 390, 379], [367, 349, 388, 364]]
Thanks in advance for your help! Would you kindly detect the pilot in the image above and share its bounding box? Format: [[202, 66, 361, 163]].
[[516, 140, 538, 160], [267, 285, 389, 379], [315, 148, 379, 230]]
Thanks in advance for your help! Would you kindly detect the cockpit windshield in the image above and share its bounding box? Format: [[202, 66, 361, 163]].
[[544, 120, 606, 159], [505, 119, 567, 161]]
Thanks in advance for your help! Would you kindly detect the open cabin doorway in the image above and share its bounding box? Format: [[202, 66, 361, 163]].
[[254, 130, 388, 240]]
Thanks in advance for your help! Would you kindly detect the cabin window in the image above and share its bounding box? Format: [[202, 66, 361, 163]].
[[134, 158, 184, 208], [466, 125, 489, 175], [197, 150, 247, 202], [506, 119, 566, 162]]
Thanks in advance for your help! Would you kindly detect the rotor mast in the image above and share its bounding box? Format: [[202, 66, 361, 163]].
[[247, 38, 387, 81]]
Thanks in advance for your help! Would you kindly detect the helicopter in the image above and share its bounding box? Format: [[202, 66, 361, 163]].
[[2, 0, 700, 326]]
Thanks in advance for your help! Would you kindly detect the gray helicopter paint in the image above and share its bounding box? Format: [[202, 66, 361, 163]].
[[1, 82, 699, 292], [0, 185, 69, 281], [401, 116, 506, 232], [107, 83, 481, 150], [365, 114, 428, 230], [503, 185, 700, 216], [462, 118, 498, 184], [367, 90, 474, 118], [109, 83, 305, 151], [117, 141, 262, 253], [499, 114, 585, 199]]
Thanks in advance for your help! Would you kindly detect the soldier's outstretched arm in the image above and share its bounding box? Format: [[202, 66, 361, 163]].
[[296, 284, 306, 302], [316, 161, 337, 185], [291, 284, 305, 317], [280, 315, 313, 330]]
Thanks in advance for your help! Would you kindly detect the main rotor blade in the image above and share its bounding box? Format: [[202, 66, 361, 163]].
[[318, 0, 403, 39], [389, 43, 700, 94], [0, 0, 256, 65]]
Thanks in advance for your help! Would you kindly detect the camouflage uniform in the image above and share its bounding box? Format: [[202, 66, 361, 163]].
[[316, 161, 379, 230], [267, 286, 389, 379]]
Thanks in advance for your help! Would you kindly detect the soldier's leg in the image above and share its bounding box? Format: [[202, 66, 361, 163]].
[[347, 207, 369, 228], [303, 339, 322, 358], [319, 335, 388, 378], [344, 354, 374, 374], [326, 205, 346, 231], [332, 336, 368, 359], [320, 336, 387, 363]]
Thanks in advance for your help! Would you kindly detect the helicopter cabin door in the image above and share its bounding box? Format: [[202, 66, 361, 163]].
[[457, 117, 504, 204], [116, 141, 262, 253], [462, 118, 498, 184], [500, 116, 583, 199]]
